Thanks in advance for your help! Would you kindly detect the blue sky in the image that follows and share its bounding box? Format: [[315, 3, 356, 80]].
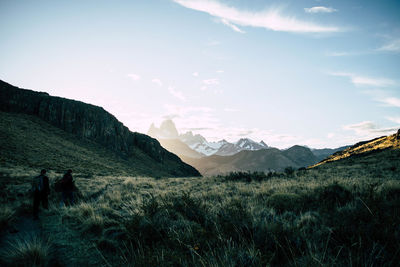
[[1, 0, 399, 148]]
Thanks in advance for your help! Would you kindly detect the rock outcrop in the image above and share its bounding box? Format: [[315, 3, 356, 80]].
[[0, 80, 200, 177]]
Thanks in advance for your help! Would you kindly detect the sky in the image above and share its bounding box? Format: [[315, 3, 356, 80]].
[[1, 0, 399, 148]]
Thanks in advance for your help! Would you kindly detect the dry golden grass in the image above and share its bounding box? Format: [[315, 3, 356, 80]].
[[1, 161, 399, 266], [312, 132, 400, 167]]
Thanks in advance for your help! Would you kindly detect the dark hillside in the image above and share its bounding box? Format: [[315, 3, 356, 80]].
[[311, 146, 349, 162], [282, 145, 318, 167], [0, 80, 200, 177]]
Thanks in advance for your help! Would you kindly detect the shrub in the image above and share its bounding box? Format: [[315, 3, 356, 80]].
[[169, 192, 207, 225], [97, 238, 117, 252], [218, 199, 253, 242], [376, 182, 400, 201], [314, 183, 353, 209], [284, 167, 295, 176], [219, 171, 268, 182], [266, 193, 303, 213], [1, 234, 52, 267]]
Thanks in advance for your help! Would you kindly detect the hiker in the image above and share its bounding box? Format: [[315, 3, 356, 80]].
[[32, 169, 50, 219], [61, 169, 74, 206]]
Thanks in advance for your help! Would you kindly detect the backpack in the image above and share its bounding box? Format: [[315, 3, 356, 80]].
[[32, 175, 44, 191], [54, 178, 63, 192]]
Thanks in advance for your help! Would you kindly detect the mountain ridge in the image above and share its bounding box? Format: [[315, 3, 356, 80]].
[[311, 130, 400, 168], [183, 145, 318, 176], [0, 80, 200, 177]]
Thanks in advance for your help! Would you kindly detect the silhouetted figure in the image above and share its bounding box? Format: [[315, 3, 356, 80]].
[[32, 169, 50, 219], [61, 169, 74, 206]]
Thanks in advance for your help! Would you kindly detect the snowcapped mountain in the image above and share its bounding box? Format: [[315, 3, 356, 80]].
[[214, 138, 268, 156], [189, 139, 227, 156], [147, 120, 269, 157]]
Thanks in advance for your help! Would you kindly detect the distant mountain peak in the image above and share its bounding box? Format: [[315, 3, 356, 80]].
[[148, 120, 268, 157], [260, 140, 268, 147], [147, 119, 179, 139]]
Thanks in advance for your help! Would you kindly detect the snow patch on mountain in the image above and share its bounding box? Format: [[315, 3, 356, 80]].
[[148, 120, 269, 157]]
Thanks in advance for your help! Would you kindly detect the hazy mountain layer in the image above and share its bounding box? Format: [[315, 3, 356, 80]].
[[158, 139, 205, 159], [182, 145, 318, 176]]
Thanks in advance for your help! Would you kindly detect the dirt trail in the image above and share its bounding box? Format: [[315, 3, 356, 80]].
[[0, 179, 120, 266]]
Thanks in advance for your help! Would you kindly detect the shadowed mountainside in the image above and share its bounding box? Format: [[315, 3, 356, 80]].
[[182, 145, 318, 176], [311, 146, 349, 162], [0, 80, 200, 177]]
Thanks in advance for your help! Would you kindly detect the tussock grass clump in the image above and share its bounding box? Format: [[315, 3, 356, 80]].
[[218, 199, 252, 241], [314, 182, 353, 209], [82, 214, 104, 234], [1, 235, 52, 267], [0, 206, 16, 230], [376, 181, 400, 201], [266, 193, 303, 213]]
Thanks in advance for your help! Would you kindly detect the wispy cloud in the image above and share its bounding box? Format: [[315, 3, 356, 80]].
[[304, 6, 337, 14], [220, 18, 245, 33], [202, 78, 220, 92], [377, 39, 400, 53], [326, 51, 352, 57], [329, 72, 396, 87], [379, 97, 400, 107], [216, 70, 224, 73], [173, 0, 341, 33], [168, 86, 186, 101], [223, 108, 239, 112], [127, 73, 141, 81], [192, 72, 199, 77], [206, 40, 221, 46], [203, 78, 220, 85], [152, 78, 163, 86], [387, 116, 400, 124], [343, 121, 398, 136], [325, 51, 368, 57], [362, 90, 400, 108]]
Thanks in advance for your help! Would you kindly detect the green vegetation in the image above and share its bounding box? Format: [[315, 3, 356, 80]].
[[0, 111, 199, 177], [1, 162, 399, 266]]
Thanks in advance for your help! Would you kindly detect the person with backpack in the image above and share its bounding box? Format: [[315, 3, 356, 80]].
[[32, 169, 50, 219], [61, 169, 74, 206]]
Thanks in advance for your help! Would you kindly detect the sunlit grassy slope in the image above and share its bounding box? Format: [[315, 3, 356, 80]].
[[0, 111, 196, 177], [312, 131, 400, 168], [1, 153, 399, 266]]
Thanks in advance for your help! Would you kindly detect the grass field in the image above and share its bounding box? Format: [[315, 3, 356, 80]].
[[1, 159, 399, 266]]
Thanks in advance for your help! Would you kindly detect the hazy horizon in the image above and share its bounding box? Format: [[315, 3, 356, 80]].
[[1, 0, 399, 149]]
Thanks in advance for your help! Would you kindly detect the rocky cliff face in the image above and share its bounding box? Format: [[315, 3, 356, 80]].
[[0, 80, 200, 177]]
